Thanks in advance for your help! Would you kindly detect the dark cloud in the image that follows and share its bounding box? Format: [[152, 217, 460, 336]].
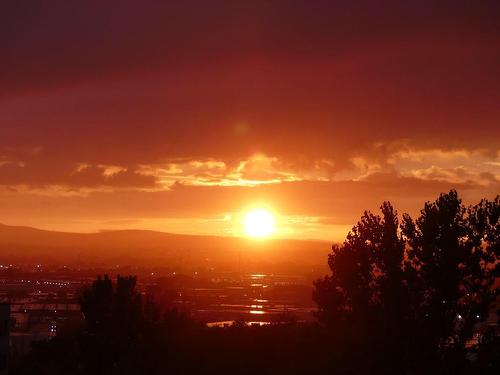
[[2, 1, 499, 94], [0, 161, 155, 188]]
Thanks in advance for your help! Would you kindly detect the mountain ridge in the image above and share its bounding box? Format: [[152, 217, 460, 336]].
[[0, 223, 331, 273]]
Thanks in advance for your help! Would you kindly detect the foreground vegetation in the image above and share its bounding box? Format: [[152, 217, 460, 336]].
[[12, 191, 499, 374]]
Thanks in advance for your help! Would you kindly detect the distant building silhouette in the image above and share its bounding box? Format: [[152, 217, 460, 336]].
[[0, 303, 10, 375]]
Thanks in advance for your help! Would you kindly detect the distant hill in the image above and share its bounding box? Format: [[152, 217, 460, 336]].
[[0, 224, 331, 275]]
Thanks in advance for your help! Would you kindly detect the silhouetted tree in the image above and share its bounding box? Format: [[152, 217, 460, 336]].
[[80, 274, 143, 336], [402, 191, 499, 372], [76, 275, 143, 374], [314, 190, 499, 373], [313, 201, 410, 372]]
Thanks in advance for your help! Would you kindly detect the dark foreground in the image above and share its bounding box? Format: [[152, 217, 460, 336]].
[[10, 275, 500, 375]]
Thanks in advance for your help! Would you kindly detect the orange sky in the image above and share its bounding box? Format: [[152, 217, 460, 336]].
[[0, 1, 499, 241]]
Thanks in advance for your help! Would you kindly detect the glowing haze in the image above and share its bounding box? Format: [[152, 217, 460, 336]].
[[0, 1, 499, 241], [244, 208, 276, 239]]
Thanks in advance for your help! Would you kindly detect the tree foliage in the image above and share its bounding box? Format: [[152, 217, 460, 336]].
[[314, 190, 499, 373]]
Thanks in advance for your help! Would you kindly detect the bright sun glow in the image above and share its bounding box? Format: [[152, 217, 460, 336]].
[[244, 208, 276, 238]]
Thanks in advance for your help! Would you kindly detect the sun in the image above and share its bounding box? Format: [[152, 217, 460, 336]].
[[244, 208, 276, 238]]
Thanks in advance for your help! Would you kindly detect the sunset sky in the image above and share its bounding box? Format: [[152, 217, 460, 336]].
[[1, 0, 499, 241]]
